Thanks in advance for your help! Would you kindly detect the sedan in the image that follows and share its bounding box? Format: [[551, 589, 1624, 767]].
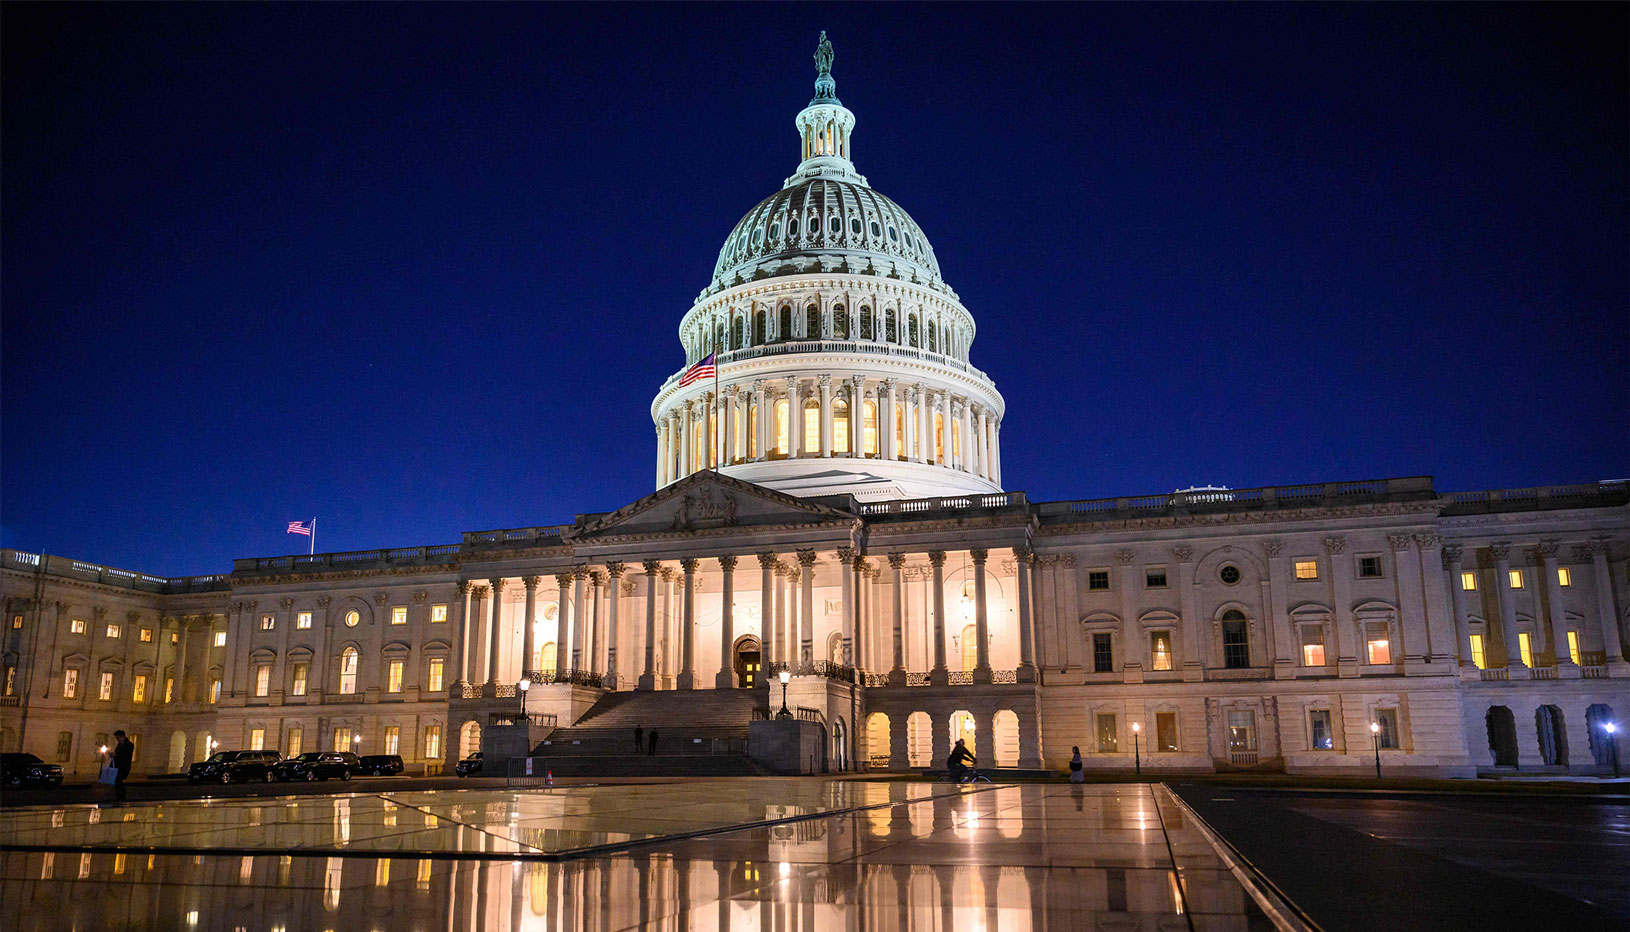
[[273, 752, 359, 782], [1, 753, 64, 789], [187, 750, 281, 784], [455, 752, 483, 777], [356, 754, 403, 776]]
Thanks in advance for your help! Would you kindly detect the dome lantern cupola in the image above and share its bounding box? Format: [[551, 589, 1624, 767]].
[[788, 32, 863, 188]]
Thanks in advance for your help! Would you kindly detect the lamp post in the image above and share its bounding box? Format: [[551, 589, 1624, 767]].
[[1131, 722, 1142, 777], [776, 669, 791, 719], [1370, 721, 1382, 779], [518, 677, 530, 720], [1606, 722, 1620, 779], [353, 733, 362, 755]]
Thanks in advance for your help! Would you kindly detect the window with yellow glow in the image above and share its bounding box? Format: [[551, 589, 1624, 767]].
[[747, 402, 759, 458], [62, 669, 79, 698], [106, 624, 121, 639], [1508, 569, 1524, 589], [132, 675, 147, 704], [1294, 560, 1319, 580], [832, 400, 849, 453], [952, 420, 961, 460], [540, 641, 558, 673], [934, 413, 944, 462], [430, 605, 447, 623], [1469, 633, 1486, 669], [287, 727, 302, 757], [1300, 626, 1326, 666], [1365, 623, 1391, 664], [1150, 631, 1173, 671], [774, 400, 789, 455], [70, 619, 86, 635], [340, 648, 359, 695], [163, 677, 173, 703], [209, 679, 220, 702], [254, 664, 270, 697], [333, 727, 351, 752], [803, 400, 820, 454], [960, 624, 978, 672], [291, 662, 308, 696], [863, 401, 877, 455], [424, 725, 441, 760], [384, 726, 400, 755], [427, 659, 444, 692], [139, 627, 153, 643], [1557, 567, 1571, 587], [708, 409, 718, 467], [1461, 571, 1477, 591], [99, 672, 113, 701], [1517, 631, 1533, 667], [391, 607, 407, 625], [387, 659, 404, 693], [1567, 630, 1580, 666], [894, 404, 905, 459], [213, 631, 226, 647]]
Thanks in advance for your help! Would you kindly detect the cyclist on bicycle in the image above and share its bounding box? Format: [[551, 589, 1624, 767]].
[[946, 739, 976, 783]]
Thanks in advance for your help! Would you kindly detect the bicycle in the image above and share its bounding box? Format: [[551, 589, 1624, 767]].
[[951, 768, 991, 784]]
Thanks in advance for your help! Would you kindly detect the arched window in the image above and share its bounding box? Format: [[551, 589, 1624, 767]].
[[934, 412, 944, 463], [803, 399, 820, 454], [747, 399, 759, 458], [860, 307, 873, 340], [894, 403, 906, 460], [832, 305, 848, 339], [339, 648, 358, 695], [737, 314, 749, 349], [715, 321, 726, 353], [539, 642, 557, 675], [960, 624, 979, 672], [805, 305, 820, 339], [908, 315, 919, 347], [778, 305, 793, 342], [1221, 611, 1250, 668], [863, 401, 878, 456], [952, 420, 961, 461], [753, 310, 767, 345], [928, 321, 938, 353], [774, 400, 790, 456], [885, 308, 897, 342], [832, 399, 850, 453]]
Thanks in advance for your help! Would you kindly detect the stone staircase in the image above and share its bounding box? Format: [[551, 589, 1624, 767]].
[[529, 688, 770, 777]]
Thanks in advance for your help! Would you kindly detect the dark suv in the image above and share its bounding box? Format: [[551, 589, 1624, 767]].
[[455, 751, 483, 776], [1, 753, 64, 789], [273, 751, 360, 782], [356, 754, 403, 776], [187, 749, 281, 784]]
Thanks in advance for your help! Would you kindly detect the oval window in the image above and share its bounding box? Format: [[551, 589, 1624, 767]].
[[344, 610, 360, 627], [850, 217, 861, 236], [828, 216, 840, 235], [888, 226, 898, 242], [869, 221, 881, 237], [788, 218, 799, 237], [770, 223, 780, 239], [1219, 565, 1241, 585], [753, 227, 763, 244]]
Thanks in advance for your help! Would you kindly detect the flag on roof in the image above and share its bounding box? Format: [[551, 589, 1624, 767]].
[[678, 353, 716, 387], [287, 520, 312, 536]]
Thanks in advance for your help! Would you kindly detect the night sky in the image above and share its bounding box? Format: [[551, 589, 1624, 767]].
[[3, 3, 1626, 576]]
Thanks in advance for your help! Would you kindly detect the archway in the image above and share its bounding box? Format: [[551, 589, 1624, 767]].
[[993, 710, 1020, 768], [168, 732, 187, 772], [960, 624, 978, 672], [1586, 704, 1616, 767], [832, 718, 847, 772], [459, 720, 482, 760], [1535, 705, 1567, 766], [906, 712, 932, 767], [949, 709, 977, 759], [1485, 706, 1518, 766], [732, 635, 762, 688], [866, 713, 891, 769]]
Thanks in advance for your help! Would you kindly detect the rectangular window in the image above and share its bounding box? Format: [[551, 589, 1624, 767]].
[[1222, 620, 1250, 669], [1357, 556, 1383, 578], [2, 666, 13, 697], [1096, 713, 1117, 752], [1309, 710, 1334, 750], [1087, 570, 1110, 591], [384, 726, 400, 755], [9, 614, 20, 629], [99, 672, 113, 701], [1508, 569, 1524, 589], [254, 664, 271, 697], [1150, 631, 1173, 671], [70, 619, 86, 635], [430, 604, 448, 623], [333, 727, 352, 753], [1567, 630, 1581, 666], [1469, 633, 1486, 670], [1518, 631, 1533, 667], [1557, 567, 1572, 587], [287, 727, 303, 758], [291, 662, 308, 697], [1155, 712, 1178, 752], [1227, 710, 1256, 751], [132, 675, 147, 704], [164, 677, 173, 703], [1144, 567, 1167, 589], [1365, 622, 1391, 665], [170, 631, 178, 644], [1293, 560, 1319, 581], [1374, 708, 1399, 749], [387, 659, 404, 693], [56, 731, 72, 762], [424, 725, 442, 760], [1092, 633, 1114, 673], [296, 611, 312, 630], [139, 627, 153, 643], [249, 728, 265, 751], [1300, 625, 1326, 666], [106, 624, 121, 639], [63, 669, 79, 699], [427, 659, 444, 692], [260, 615, 275, 631], [391, 607, 407, 626], [1461, 571, 1477, 591], [213, 631, 226, 647], [209, 679, 221, 703]]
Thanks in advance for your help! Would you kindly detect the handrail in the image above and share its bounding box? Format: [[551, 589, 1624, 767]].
[[657, 340, 990, 393], [1038, 477, 1437, 521]]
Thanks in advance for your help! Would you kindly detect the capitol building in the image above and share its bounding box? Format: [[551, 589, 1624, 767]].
[[3, 36, 1626, 782]]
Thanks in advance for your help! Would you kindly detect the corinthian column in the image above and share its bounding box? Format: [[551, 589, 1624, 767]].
[[929, 551, 949, 684], [678, 559, 698, 689], [486, 577, 505, 685], [716, 555, 738, 689], [521, 576, 540, 678], [819, 375, 833, 457], [888, 554, 907, 684], [798, 550, 816, 667], [848, 377, 864, 458], [639, 561, 660, 690], [758, 553, 777, 668], [786, 376, 802, 457], [572, 567, 588, 671], [971, 549, 992, 684], [606, 563, 624, 682]]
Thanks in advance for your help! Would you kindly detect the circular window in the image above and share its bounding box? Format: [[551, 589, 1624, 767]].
[[869, 221, 881, 237], [888, 225, 898, 242], [788, 218, 798, 237], [849, 217, 861, 236], [344, 610, 360, 627], [1219, 565, 1241, 585], [543, 603, 559, 622]]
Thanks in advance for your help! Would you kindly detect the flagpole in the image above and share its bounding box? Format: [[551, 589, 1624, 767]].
[[310, 517, 316, 556], [713, 355, 721, 471]]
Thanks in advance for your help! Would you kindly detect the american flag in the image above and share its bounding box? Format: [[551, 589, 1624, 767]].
[[287, 520, 312, 537], [678, 352, 716, 388]]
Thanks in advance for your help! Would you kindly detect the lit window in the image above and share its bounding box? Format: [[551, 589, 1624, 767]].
[[170, 631, 177, 644], [933, 412, 944, 462], [209, 679, 221, 703], [1508, 570, 1524, 589], [804, 400, 820, 454], [254, 664, 270, 698], [340, 648, 359, 694], [132, 675, 147, 704], [9, 614, 20, 629], [333, 727, 352, 752], [1469, 633, 1486, 669], [1145, 567, 1167, 589], [391, 607, 407, 626], [1096, 713, 1117, 752], [291, 662, 308, 696], [1087, 570, 1110, 591], [1294, 560, 1319, 580], [70, 619, 86, 635], [427, 659, 444, 692], [1309, 709, 1334, 749], [1155, 712, 1178, 752], [249, 728, 265, 752], [99, 671, 113, 701], [213, 631, 226, 647], [106, 624, 121, 639], [1365, 622, 1391, 665], [1150, 631, 1173, 671], [344, 610, 360, 628], [163, 677, 173, 703], [1374, 708, 1399, 749], [1300, 625, 1326, 666], [1092, 633, 1113, 673], [287, 727, 303, 757], [1227, 710, 1256, 752], [296, 611, 312, 629], [387, 659, 404, 693], [1461, 571, 1477, 591], [832, 400, 849, 454], [139, 627, 153, 643], [1518, 631, 1533, 667], [260, 615, 275, 631], [384, 726, 400, 755], [1557, 567, 1571, 587], [863, 401, 878, 455], [424, 725, 442, 760], [63, 669, 79, 699], [1358, 556, 1383, 579], [774, 400, 789, 455], [1567, 630, 1581, 666], [430, 605, 448, 623], [2, 666, 12, 697]]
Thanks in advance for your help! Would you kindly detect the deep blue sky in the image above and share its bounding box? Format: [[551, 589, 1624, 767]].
[[4, 3, 1626, 576]]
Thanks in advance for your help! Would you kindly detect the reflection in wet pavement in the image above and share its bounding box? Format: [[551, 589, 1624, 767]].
[[0, 780, 1270, 931]]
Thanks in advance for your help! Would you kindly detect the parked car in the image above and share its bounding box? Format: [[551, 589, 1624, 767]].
[[187, 749, 281, 784], [1, 752, 64, 789], [455, 752, 483, 776], [356, 754, 403, 776], [272, 751, 360, 782]]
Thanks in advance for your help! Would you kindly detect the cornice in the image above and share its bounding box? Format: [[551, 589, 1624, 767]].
[[1038, 500, 1444, 535], [231, 562, 463, 588]]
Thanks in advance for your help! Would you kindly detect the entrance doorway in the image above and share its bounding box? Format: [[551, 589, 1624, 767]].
[[1486, 706, 1518, 766], [733, 635, 762, 688]]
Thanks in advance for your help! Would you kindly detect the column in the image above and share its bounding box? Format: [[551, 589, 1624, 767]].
[[754, 380, 769, 462], [1326, 537, 1358, 676], [572, 568, 588, 672], [680, 401, 693, 477], [590, 571, 606, 673], [639, 562, 659, 690], [929, 551, 949, 684], [703, 393, 716, 470], [521, 576, 540, 678], [888, 554, 907, 684], [555, 574, 574, 675], [174, 618, 190, 703], [1443, 545, 1476, 670], [1538, 541, 1579, 675], [486, 577, 505, 685], [757, 554, 777, 668], [1116, 549, 1142, 683], [798, 550, 816, 667], [971, 549, 992, 683], [1491, 542, 1526, 670], [837, 548, 855, 666], [656, 422, 667, 487], [465, 588, 486, 685], [881, 380, 897, 460], [1417, 534, 1457, 663], [819, 375, 833, 457], [1264, 542, 1294, 678], [917, 387, 931, 464], [1174, 546, 1202, 681], [774, 564, 787, 665], [1587, 541, 1630, 672], [1016, 547, 1037, 682], [723, 388, 736, 466], [977, 408, 990, 480], [452, 581, 471, 686], [848, 376, 864, 458], [957, 400, 972, 471], [786, 376, 802, 457], [607, 563, 624, 682], [1389, 534, 1431, 668], [851, 556, 865, 668], [716, 555, 737, 689], [991, 419, 1002, 486], [678, 559, 697, 689]]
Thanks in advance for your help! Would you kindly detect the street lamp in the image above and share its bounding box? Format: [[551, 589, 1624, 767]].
[[1131, 722, 1142, 777], [209, 739, 218, 751], [353, 733, 362, 754], [776, 669, 791, 719], [1369, 721, 1382, 779], [518, 678, 530, 719], [1606, 722, 1620, 779]]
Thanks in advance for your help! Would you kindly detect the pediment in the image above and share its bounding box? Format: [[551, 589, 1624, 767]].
[[576, 471, 855, 539]]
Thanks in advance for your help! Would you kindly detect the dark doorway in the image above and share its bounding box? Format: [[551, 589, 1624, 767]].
[[1536, 705, 1568, 766], [733, 635, 762, 688], [1586, 704, 1616, 767], [1486, 705, 1519, 766]]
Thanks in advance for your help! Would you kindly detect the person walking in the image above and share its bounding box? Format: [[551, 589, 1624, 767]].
[[634, 724, 644, 754], [111, 730, 135, 801], [1068, 746, 1084, 784], [647, 729, 659, 757]]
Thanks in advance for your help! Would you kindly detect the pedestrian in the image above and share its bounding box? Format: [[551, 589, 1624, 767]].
[[1069, 745, 1084, 784], [647, 729, 659, 756], [634, 724, 644, 754], [111, 731, 135, 800]]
